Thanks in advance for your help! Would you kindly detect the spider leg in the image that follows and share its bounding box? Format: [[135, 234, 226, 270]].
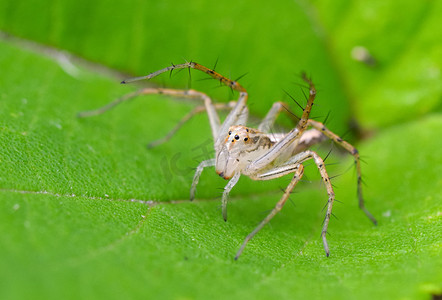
[[258, 101, 300, 133], [258, 102, 286, 132], [248, 149, 335, 257], [234, 105, 249, 127], [245, 74, 316, 173], [121, 62, 247, 93], [291, 129, 327, 154], [221, 173, 241, 222], [118, 61, 249, 153], [190, 159, 216, 201], [307, 119, 377, 225], [235, 165, 304, 260], [290, 150, 335, 257], [148, 102, 236, 148], [215, 92, 248, 151], [78, 89, 145, 118], [78, 88, 222, 142]]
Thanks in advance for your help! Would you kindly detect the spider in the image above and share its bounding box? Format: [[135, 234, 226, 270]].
[[78, 62, 377, 259]]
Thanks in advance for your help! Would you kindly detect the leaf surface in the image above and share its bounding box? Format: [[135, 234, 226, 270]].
[[0, 1, 441, 299]]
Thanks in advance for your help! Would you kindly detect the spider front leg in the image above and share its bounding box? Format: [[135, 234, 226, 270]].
[[190, 159, 216, 200], [112, 61, 250, 151], [307, 119, 377, 225], [221, 173, 241, 221]]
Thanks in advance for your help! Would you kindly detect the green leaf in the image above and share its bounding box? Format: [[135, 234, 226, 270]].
[[0, 1, 441, 299]]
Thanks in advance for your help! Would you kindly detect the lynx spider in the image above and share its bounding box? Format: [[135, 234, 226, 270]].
[[79, 62, 377, 259]]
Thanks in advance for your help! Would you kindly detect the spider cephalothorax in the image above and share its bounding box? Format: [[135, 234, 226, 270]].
[[216, 126, 273, 180], [79, 61, 377, 260]]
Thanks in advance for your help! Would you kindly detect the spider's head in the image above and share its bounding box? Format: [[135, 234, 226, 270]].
[[215, 125, 273, 180]]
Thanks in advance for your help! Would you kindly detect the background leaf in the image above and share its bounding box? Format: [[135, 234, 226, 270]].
[[0, 0, 441, 299]]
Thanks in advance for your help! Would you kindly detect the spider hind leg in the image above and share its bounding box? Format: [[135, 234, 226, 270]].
[[307, 119, 377, 225]]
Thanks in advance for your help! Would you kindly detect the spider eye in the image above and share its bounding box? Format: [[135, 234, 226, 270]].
[[234, 135, 239, 140], [228, 131, 232, 135], [244, 137, 248, 141]]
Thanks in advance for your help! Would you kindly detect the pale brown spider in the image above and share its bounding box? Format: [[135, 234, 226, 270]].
[[79, 62, 377, 259]]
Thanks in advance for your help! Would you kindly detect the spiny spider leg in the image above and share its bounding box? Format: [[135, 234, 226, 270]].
[[78, 88, 222, 141], [307, 119, 377, 225], [235, 165, 304, 260], [148, 102, 236, 149], [257, 101, 325, 153], [240, 149, 335, 259], [118, 61, 249, 151], [121, 62, 247, 93], [245, 74, 316, 174], [288, 150, 336, 257]]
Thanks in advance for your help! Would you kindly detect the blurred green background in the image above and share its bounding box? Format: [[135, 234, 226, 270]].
[[0, 0, 441, 299]]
